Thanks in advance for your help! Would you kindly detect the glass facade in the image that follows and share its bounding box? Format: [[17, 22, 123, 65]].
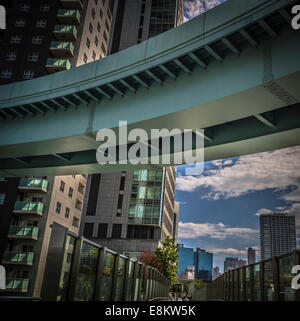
[[279, 255, 296, 301], [129, 169, 163, 225]]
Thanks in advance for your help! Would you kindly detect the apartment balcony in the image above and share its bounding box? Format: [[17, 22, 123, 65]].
[[18, 178, 48, 193], [7, 226, 39, 240], [5, 278, 29, 293], [60, 0, 83, 10], [50, 41, 75, 58], [57, 9, 81, 25], [13, 201, 43, 216], [46, 58, 71, 74], [53, 25, 77, 41], [2, 252, 34, 266]]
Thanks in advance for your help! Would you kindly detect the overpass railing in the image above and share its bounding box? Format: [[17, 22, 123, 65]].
[[207, 250, 300, 301]]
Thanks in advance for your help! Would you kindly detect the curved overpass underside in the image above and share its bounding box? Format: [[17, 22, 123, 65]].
[[0, 0, 299, 176]]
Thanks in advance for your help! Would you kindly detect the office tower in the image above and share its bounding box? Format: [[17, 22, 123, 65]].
[[177, 245, 213, 281], [108, 0, 184, 54], [0, 0, 112, 84], [212, 266, 220, 280], [247, 247, 256, 265], [260, 212, 296, 260], [80, 167, 177, 258], [0, 175, 86, 297], [193, 248, 213, 281], [177, 244, 194, 275], [224, 257, 247, 272]]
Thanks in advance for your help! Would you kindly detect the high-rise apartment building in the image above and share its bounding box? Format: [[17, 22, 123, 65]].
[[224, 257, 247, 272], [247, 247, 256, 265], [0, 175, 86, 297], [260, 212, 296, 261], [108, 0, 184, 54], [80, 167, 177, 258], [0, 0, 112, 85]]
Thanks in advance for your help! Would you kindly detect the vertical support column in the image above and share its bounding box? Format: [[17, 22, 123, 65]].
[[139, 264, 145, 301], [143, 265, 149, 301], [94, 246, 106, 300], [131, 261, 138, 301], [272, 257, 279, 301], [122, 258, 130, 301], [111, 254, 120, 301], [67, 237, 83, 301]]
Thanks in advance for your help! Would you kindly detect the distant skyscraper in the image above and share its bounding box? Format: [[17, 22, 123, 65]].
[[193, 248, 213, 281], [108, 0, 184, 54], [177, 245, 213, 281], [224, 257, 246, 272], [212, 266, 220, 280], [177, 244, 194, 274], [260, 212, 296, 260], [247, 247, 256, 265]]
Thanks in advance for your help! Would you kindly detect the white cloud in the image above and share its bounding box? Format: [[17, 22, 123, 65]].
[[178, 221, 258, 240], [176, 146, 300, 204], [255, 208, 273, 216], [184, 0, 224, 20], [207, 248, 247, 256]]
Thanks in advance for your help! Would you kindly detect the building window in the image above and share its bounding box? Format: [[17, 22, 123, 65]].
[[83, 53, 88, 64], [102, 0, 105, 6], [65, 207, 70, 218], [92, 8, 95, 19], [68, 187, 73, 198], [86, 37, 90, 49], [95, 36, 98, 47], [0, 193, 6, 205], [72, 217, 80, 228], [97, 223, 108, 238], [103, 31, 108, 44], [105, 19, 109, 31], [20, 4, 30, 12], [111, 224, 122, 238], [36, 19, 47, 28], [94, 0, 98, 5], [15, 19, 26, 27], [101, 43, 106, 56], [89, 23, 93, 34], [23, 70, 35, 80], [92, 51, 96, 61], [56, 202, 61, 214], [107, 9, 112, 21], [10, 36, 22, 44], [99, 8, 103, 18], [27, 52, 39, 62], [32, 36, 43, 44], [97, 22, 101, 33], [83, 223, 94, 238], [0, 70, 13, 79], [5, 52, 17, 61], [60, 180, 65, 192], [40, 4, 50, 12]]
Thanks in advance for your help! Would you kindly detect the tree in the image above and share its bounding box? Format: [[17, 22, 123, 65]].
[[194, 279, 205, 289], [155, 236, 178, 286], [140, 250, 162, 271]]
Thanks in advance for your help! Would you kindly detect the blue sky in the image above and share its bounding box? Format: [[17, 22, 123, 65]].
[[175, 146, 300, 272]]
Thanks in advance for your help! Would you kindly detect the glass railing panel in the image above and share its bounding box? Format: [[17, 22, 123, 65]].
[[253, 264, 261, 301], [264, 260, 274, 301], [279, 254, 296, 301], [98, 251, 116, 300], [74, 242, 99, 301], [114, 257, 126, 300]]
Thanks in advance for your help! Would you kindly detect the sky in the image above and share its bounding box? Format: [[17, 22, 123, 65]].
[[175, 145, 300, 272]]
